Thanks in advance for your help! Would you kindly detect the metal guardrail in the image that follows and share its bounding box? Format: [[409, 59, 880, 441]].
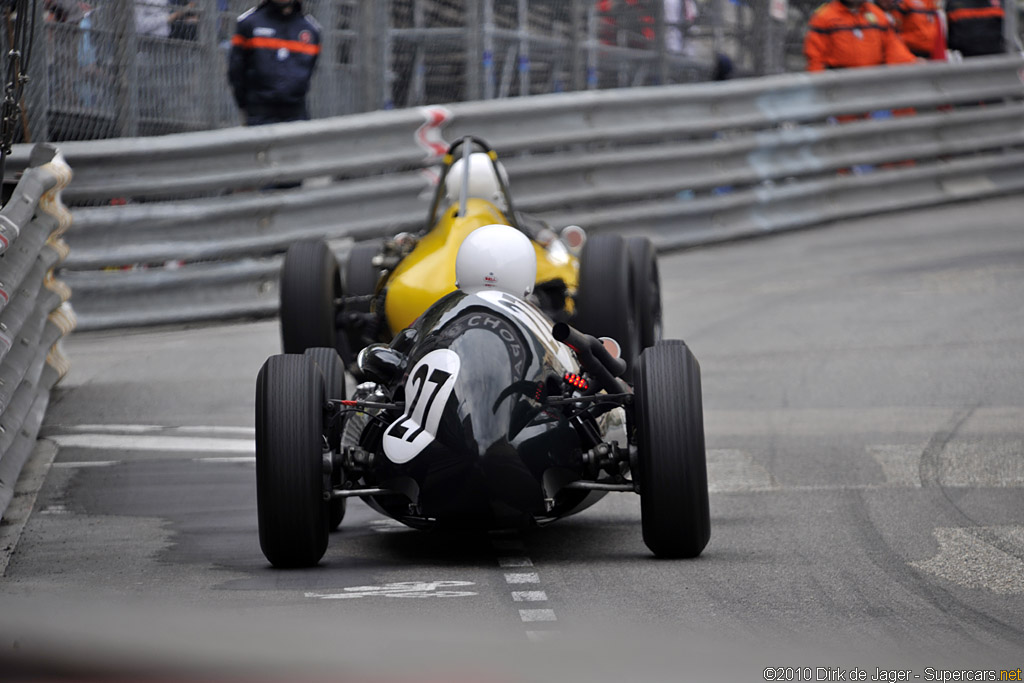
[[0, 145, 76, 521], [7, 55, 1024, 331]]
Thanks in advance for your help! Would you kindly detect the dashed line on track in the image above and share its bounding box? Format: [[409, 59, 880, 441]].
[[491, 532, 560, 641]]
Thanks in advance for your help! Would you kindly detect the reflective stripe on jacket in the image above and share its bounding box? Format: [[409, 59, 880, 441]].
[[945, 0, 1004, 56], [227, 0, 321, 110]]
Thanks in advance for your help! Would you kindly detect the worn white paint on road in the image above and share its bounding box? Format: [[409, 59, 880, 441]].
[[911, 526, 1024, 594], [305, 581, 477, 599], [45, 433, 255, 454]]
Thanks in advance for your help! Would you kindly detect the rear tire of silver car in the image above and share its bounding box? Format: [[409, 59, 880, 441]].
[[635, 341, 710, 559], [573, 233, 639, 380], [304, 347, 347, 531], [627, 236, 662, 351], [256, 354, 329, 568], [280, 240, 339, 355], [339, 241, 383, 369]]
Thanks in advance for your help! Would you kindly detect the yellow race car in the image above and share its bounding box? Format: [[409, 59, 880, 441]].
[[279, 137, 661, 380]]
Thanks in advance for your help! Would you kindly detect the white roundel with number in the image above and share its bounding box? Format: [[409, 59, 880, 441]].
[[383, 349, 461, 464]]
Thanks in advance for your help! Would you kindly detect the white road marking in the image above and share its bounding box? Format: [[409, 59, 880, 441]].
[[66, 424, 255, 437], [519, 609, 557, 622], [194, 457, 256, 465], [704, 406, 1024, 437], [869, 444, 923, 487], [869, 441, 1024, 488], [706, 449, 774, 492], [305, 581, 477, 599], [910, 526, 1024, 594], [511, 591, 548, 602], [46, 434, 254, 454], [498, 557, 534, 568], [40, 505, 69, 515], [526, 631, 561, 642], [504, 572, 540, 584], [938, 441, 1024, 487], [51, 461, 119, 468], [369, 519, 409, 533]]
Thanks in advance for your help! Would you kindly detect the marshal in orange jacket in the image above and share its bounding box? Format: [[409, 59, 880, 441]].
[[804, 0, 918, 71], [889, 0, 943, 58]]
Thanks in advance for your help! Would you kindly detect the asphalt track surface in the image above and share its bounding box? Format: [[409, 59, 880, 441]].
[[1, 196, 1022, 681]]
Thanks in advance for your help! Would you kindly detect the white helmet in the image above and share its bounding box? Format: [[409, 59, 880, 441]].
[[445, 152, 509, 210], [456, 224, 536, 297]]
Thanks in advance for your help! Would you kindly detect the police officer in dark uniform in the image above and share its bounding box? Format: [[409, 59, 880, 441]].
[[227, 0, 321, 126], [945, 0, 1005, 57]]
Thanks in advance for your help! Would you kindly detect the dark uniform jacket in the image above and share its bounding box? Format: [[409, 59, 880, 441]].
[[945, 0, 1004, 56], [228, 0, 321, 119]]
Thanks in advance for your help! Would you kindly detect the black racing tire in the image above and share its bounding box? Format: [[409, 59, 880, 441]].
[[338, 241, 383, 368], [573, 233, 639, 380], [304, 347, 347, 531], [634, 341, 710, 559], [627, 236, 662, 351], [255, 354, 329, 568], [280, 240, 340, 355]]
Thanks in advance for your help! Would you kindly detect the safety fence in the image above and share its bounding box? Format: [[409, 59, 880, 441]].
[[0, 145, 76, 521], [5, 54, 1024, 332], [13, 0, 764, 144]]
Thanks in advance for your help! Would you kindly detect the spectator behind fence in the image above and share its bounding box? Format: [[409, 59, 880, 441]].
[[135, 0, 170, 36], [227, 0, 321, 127], [878, 0, 946, 58], [945, 0, 1004, 57], [804, 0, 917, 71], [169, 0, 199, 40]]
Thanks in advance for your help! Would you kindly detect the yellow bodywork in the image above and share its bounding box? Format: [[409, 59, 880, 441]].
[[383, 198, 579, 335]]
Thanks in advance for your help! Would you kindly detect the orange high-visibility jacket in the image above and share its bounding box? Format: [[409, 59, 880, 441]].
[[804, 1, 917, 71], [891, 0, 942, 57]]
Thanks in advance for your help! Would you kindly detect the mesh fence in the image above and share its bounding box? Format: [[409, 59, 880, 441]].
[[3, 0, 812, 143]]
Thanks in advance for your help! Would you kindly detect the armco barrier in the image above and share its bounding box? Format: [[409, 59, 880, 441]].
[[0, 145, 76, 521], [6, 55, 1024, 331]]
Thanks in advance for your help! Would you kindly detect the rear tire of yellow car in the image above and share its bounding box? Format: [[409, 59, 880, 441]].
[[304, 347, 347, 531], [256, 354, 330, 568], [280, 240, 340, 355], [635, 341, 710, 559], [573, 233, 639, 381], [339, 241, 384, 369], [627, 236, 662, 351]]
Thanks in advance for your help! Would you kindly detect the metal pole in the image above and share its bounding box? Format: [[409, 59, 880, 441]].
[[198, 0, 218, 127], [407, 0, 425, 106], [465, 1, 481, 101], [483, 0, 495, 99], [111, 0, 139, 137], [309, 0, 338, 117], [569, 0, 584, 91], [586, 2, 598, 89], [518, 0, 529, 96], [379, 0, 392, 109], [655, 0, 667, 85], [23, 0, 47, 142], [356, 1, 381, 112], [1005, 0, 1020, 51]]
